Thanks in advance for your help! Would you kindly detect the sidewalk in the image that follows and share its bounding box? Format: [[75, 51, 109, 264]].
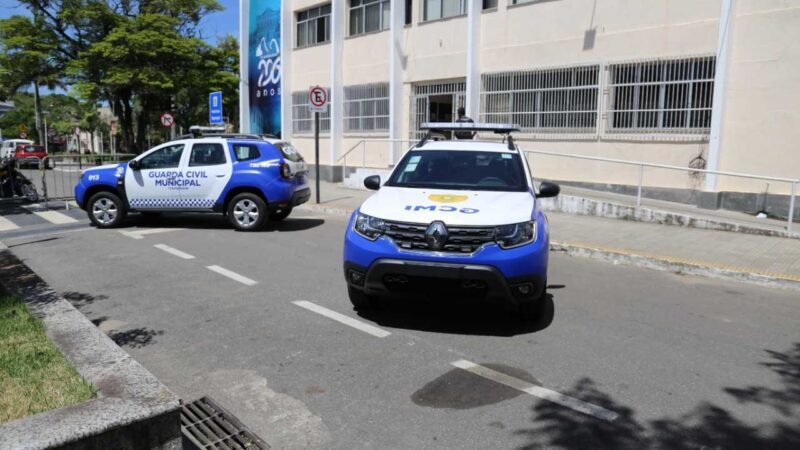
[[300, 181, 800, 289]]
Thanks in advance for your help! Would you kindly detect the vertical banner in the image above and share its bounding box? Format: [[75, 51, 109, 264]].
[[247, 0, 282, 137]]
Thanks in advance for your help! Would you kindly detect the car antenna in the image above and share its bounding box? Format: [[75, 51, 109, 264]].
[[507, 134, 515, 151], [416, 130, 432, 147]]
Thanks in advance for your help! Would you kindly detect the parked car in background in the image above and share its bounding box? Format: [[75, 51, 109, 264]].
[[15, 144, 48, 168], [0, 139, 33, 159]]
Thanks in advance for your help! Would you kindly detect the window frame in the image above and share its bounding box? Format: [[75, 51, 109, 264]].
[[349, 0, 391, 36], [292, 90, 332, 135], [232, 143, 261, 162], [344, 83, 390, 133], [296, 4, 332, 48], [137, 143, 186, 170]]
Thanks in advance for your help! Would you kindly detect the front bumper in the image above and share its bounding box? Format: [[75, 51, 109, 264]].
[[343, 212, 549, 305], [344, 259, 545, 306]]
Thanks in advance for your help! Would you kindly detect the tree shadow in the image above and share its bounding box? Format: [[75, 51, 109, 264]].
[[356, 293, 554, 337], [61, 291, 109, 309], [515, 344, 800, 449], [107, 327, 164, 349]]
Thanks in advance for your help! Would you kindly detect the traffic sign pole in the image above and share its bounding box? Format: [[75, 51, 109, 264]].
[[315, 111, 320, 204]]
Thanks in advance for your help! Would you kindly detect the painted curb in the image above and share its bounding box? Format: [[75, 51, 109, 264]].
[[550, 241, 800, 292]]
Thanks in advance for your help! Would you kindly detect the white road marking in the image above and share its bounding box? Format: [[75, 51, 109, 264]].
[[0, 215, 20, 232], [292, 300, 391, 338], [206, 265, 258, 286], [451, 360, 619, 422], [154, 243, 195, 260], [119, 228, 184, 240], [22, 204, 78, 224]]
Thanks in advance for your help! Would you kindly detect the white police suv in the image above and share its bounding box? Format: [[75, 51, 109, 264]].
[[74, 131, 310, 231], [342, 123, 560, 318]]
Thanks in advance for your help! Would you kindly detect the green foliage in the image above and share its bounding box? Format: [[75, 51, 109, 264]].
[[1, 0, 238, 152]]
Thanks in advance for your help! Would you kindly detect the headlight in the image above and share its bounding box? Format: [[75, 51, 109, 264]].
[[494, 221, 537, 249], [354, 213, 386, 240]]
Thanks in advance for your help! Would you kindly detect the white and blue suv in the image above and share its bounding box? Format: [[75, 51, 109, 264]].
[[343, 123, 559, 318], [74, 132, 310, 231]]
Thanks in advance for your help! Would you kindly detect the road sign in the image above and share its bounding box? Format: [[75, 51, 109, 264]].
[[209, 91, 223, 125], [160, 112, 175, 128], [309, 86, 328, 113], [18, 123, 27, 134], [19, 132, 27, 139]]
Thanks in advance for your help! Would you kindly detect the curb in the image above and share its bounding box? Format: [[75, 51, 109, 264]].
[[550, 241, 800, 292], [297, 203, 354, 216], [0, 250, 182, 450]]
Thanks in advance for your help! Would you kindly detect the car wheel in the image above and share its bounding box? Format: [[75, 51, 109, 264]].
[[518, 281, 547, 321], [268, 207, 292, 221], [347, 285, 377, 309], [228, 193, 267, 231], [88, 191, 126, 228]]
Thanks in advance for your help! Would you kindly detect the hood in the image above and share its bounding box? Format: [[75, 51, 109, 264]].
[[83, 162, 123, 173], [359, 186, 534, 226]]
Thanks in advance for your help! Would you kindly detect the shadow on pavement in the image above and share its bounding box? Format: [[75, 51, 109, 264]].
[[356, 293, 554, 337], [115, 213, 325, 232], [514, 343, 800, 449], [107, 327, 165, 349], [61, 291, 109, 309]]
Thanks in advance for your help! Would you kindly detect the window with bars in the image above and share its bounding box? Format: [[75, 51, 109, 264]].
[[480, 65, 600, 133], [292, 91, 331, 134], [344, 83, 390, 132], [607, 56, 716, 133], [350, 0, 391, 36], [296, 4, 331, 48]]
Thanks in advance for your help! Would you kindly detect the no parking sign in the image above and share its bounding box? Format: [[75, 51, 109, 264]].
[[160, 112, 175, 128]]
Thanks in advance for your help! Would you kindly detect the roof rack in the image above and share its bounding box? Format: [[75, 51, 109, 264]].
[[417, 122, 521, 150], [178, 126, 279, 141]]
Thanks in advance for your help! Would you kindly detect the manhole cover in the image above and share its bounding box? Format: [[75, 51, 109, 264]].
[[181, 396, 269, 449]]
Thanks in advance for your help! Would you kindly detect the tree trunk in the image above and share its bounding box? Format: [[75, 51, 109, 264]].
[[33, 81, 43, 142]]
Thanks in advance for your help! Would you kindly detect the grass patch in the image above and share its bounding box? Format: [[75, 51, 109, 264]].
[[0, 295, 95, 423]]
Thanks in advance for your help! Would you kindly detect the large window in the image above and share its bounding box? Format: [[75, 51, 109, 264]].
[[423, 0, 463, 21], [480, 65, 600, 133], [607, 56, 716, 133], [297, 4, 331, 48], [350, 0, 390, 36], [189, 143, 226, 167], [292, 91, 331, 134], [344, 83, 390, 132]]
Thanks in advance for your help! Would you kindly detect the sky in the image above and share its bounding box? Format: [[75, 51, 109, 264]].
[[0, 0, 240, 43]]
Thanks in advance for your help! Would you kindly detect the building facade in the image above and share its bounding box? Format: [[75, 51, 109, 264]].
[[247, 0, 800, 208]]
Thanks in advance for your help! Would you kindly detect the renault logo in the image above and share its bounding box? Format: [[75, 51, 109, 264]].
[[425, 221, 449, 250]]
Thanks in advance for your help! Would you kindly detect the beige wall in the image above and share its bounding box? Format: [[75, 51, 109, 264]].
[[285, 0, 800, 193], [716, 0, 800, 194]]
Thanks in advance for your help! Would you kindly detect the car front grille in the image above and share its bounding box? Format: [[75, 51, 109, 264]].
[[383, 220, 496, 253]]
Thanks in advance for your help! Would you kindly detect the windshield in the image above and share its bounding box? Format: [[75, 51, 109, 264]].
[[385, 150, 528, 192]]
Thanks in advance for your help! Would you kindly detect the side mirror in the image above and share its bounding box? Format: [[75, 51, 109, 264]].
[[538, 181, 560, 198], [128, 159, 140, 171], [364, 175, 381, 191]]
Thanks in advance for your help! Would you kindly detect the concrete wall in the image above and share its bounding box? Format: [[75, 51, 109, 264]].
[[285, 0, 799, 191]]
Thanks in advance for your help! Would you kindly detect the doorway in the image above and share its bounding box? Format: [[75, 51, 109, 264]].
[[410, 80, 466, 139]]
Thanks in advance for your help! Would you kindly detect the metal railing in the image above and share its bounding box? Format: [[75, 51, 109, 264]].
[[2, 154, 135, 207], [338, 139, 417, 176], [333, 138, 799, 233], [523, 149, 799, 233]]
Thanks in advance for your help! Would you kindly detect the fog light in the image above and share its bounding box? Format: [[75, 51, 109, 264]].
[[514, 283, 534, 296], [349, 270, 365, 286]]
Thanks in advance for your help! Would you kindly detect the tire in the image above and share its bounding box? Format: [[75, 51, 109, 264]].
[[20, 182, 38, 203], [268, 207, 292, 221], [518, 281, 547, 321], [227, 193, 267, 231], [347, 285, 376, 310], [87, 191, 127, 228]]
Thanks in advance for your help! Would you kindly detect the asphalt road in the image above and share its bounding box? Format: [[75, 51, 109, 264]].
[[3, 209, 799, 449]]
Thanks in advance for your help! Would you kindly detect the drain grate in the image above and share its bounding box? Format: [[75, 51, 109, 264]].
[[181, 396, 270, 449]]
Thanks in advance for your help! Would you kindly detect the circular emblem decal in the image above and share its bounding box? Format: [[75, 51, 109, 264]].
[[428, 194, 468, 203]]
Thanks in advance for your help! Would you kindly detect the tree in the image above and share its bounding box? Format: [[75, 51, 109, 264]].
[[0, 15, 63, 143]]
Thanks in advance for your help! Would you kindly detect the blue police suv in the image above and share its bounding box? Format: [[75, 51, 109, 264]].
[[74, 132, 310, 231], [343, 123, 560, 318]]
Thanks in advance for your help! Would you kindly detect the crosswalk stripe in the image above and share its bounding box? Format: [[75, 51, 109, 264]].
[[22, 204, 79, 224], [0, 215, 20, 232]]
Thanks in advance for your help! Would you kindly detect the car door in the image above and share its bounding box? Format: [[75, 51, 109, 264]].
[[125, 142, 187, 209], [179, 140, 232, 209]]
